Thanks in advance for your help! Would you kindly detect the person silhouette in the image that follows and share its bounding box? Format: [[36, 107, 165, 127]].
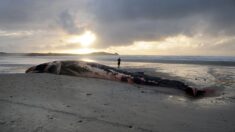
[[117, 57, 121, 68]]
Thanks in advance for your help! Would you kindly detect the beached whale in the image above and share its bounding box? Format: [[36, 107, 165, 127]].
[[26, 61, 212, 97]]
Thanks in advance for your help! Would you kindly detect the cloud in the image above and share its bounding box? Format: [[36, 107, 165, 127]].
[[0, 0, 88, 52], [0, 0, 234, 55], [88, 0, 235, 48], [0, 0, 86, 30], [0, 29, 33, 37], [57, 10, 86, 34], [91, 0, 234, 21]]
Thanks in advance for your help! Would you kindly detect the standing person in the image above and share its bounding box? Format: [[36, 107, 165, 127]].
[[117, 57, 121, 68]]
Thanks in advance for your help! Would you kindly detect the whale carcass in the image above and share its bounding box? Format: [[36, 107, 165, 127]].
[[26, 61, 212, 97]]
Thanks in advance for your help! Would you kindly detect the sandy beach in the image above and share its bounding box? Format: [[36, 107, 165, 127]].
[[0, 73, 234, 132]]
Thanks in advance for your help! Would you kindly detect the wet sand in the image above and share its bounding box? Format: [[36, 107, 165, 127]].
[[0, 74, 235, 132]]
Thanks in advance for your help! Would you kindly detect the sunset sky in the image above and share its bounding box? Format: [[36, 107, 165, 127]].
[[0, 0, 234, 55]]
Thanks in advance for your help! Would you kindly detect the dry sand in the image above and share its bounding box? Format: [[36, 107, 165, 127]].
[[0, 74, 235, 132]]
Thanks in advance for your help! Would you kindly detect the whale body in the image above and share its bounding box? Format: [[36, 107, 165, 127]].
[[26, 61, 212, 97]]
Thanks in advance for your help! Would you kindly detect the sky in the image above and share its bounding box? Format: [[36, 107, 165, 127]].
[[0, 0, 235, 55]]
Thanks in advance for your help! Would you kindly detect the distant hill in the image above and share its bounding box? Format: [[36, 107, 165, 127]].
[[0, 52, 119, 56], [88, 52, 119, 56], [0, 52, 7, 56], [0, 52, 6, 54], [26, 53, 77, 56], [25, 52, 119, 56]]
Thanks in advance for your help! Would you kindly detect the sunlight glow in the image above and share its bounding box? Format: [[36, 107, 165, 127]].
[[67, 31, 96, 47], [81, 58, 96, 62]]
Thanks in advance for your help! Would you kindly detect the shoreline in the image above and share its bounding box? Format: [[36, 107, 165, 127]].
[[0, 73, 235, 132]]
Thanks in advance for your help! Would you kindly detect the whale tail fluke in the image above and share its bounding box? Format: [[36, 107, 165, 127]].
[[185, 87, 215, 97]]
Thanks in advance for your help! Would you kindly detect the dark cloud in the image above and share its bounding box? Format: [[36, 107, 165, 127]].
[[0, 0, 86, 30], [57, 10, 85, 34], [0, 0, 54, 30], [89, 0, 235, 47], [91, 0, 234, 21], [92, 17, 199, 47]]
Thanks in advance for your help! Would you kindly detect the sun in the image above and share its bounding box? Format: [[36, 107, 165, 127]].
[[67, 31, 96, 47]]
